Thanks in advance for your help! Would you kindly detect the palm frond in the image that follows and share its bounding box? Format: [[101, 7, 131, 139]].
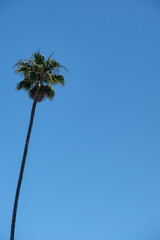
[[52, 75, 65, 85], [16, 79, 33, 91]]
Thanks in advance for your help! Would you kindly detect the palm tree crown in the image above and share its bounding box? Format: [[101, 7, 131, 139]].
[[15, 51, 65, 102]]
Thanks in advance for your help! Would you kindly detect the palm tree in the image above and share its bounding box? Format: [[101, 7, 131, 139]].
[[10, 51, 66, 240]]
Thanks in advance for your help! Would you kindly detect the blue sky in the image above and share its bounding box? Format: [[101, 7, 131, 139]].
[[1, 0, 160, 239]]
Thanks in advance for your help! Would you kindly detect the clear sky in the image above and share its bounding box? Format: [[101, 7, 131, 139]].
[[1, 0, 160, 240]]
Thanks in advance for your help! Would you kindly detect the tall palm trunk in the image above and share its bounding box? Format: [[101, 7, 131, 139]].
[[10, 94, 38, 240]]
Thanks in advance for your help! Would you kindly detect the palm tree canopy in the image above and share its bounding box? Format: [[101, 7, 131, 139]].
[[15, 51, 66, 102]]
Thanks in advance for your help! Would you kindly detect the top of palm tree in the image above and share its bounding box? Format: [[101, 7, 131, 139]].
[[14, 51, 66, 102]]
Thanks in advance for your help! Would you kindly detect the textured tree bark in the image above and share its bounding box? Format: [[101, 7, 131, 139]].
[[10, 94, 38, 240]]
